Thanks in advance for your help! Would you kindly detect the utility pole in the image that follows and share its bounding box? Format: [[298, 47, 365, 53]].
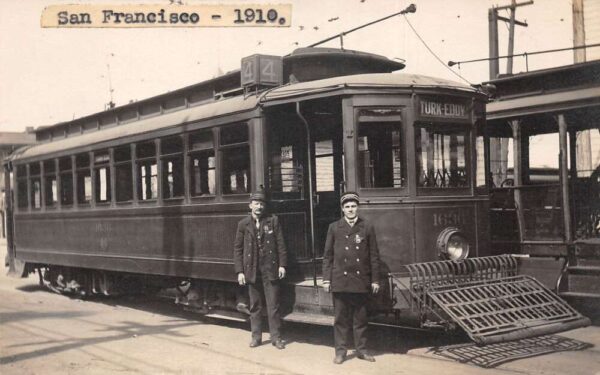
[[572, 0, 592, 176], [488, 0, 533, 78], [488, 1, 532, 188]]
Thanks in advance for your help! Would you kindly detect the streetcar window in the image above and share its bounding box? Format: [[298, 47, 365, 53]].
[[17, 179, 28, 209], [17, 165, 28, 209], [315, 140, 334, 192], [115, 146, 133, 202], [44, 160, 57, 207], [31, 179, 41, 209], [161, 136, 184, 199], [221, 124, 250, 195], [94, 151, 111, 203], [189, 131, 215, 197], [137, 141, 157, 201], [268, 120, 304, 197], [416, 125, 469, 188], [59, 157, 73, 206], [357, 109, 404, 188], [76, 153, 92, 204], [30, 163, 41, 209]]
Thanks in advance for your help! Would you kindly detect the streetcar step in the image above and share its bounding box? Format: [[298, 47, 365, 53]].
[[283, 311, 334, 326]]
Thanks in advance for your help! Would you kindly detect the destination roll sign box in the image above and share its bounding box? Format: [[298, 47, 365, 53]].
[[417, 97, 470, 122]]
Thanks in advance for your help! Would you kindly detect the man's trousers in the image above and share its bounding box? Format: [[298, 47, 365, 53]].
[[332, 292, 368, 356]]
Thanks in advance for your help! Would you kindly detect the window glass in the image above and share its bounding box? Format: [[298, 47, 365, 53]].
[[222, 146, 250, 194], [357, 109, 404, 188], [43, 160, 58, 207], [31, 178, 41, 209], [17, 179, 28, 209], [268, 120, 304, 197], [162, 156, 184, 199], [416, 125, 469, 188], [58, 157, 73, 206], [476, 136, 485, 188], [138, 162, 158, 200], [17, 165, 28, 209], [190, 151, 215, 196], [115, 146, 133, 202], [76, 153, 91, 204], [221, 123, 248, 145], [315, 140, 333, 192], [136, 142, 157, 201], [189, 130, 215, 197], [160, 136, 184, 199], [94, 151, 111, 203], [221, 124, 250, 195]]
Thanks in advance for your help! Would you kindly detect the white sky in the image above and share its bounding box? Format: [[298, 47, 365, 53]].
[[0, 0, 574, 134]]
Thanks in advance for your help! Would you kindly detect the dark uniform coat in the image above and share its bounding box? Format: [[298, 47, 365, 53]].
[[322, 217, 380, 293], [233, 214, 287, 284]]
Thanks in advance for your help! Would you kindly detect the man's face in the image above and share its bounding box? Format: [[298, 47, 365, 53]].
[[341, 201, 358, 220], [249, 200, 266, 217]]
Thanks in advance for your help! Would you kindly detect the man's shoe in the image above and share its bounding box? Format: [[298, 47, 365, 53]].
[[249, 339, 262, 348], [356, 353, 375, 362], [272, 339, 285, 349], [333, 354, 345, 364]]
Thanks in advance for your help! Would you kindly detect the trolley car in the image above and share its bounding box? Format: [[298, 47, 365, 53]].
[[486, 60, 600, 320], [4, 48, 589, 345]]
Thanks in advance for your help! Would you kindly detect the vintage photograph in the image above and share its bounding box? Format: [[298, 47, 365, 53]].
[[1, 1, 599, 374]]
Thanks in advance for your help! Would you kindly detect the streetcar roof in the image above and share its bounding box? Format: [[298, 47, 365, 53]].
[[8, 73, 478, 163], [263, 73, 477, 102]]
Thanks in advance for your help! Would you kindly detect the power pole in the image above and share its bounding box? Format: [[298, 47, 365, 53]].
[[572, 0, 592, 176], [488, 1, 532, 188], [488, 0, 533, 78]]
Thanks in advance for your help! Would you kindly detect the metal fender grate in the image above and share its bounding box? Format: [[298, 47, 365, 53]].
[[397, 256, 590, 345], [427, 275, 590, 345]]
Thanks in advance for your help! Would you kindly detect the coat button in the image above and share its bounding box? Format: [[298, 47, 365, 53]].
[[345, 235, 349, 238], [267, 241, 270, 244], [356, 258, 360, 262], [356, 270, 360, 275], [345, 246, 349, 250], [356, 246, 359, 249], [344, 271, 347, 275]]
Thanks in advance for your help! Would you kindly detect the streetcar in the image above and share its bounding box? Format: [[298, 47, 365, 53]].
[[485, 60, 600, 320], [4, 47, 589, 345]]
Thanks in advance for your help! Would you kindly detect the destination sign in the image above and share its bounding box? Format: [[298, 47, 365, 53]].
[[418, 98, 470, 121]]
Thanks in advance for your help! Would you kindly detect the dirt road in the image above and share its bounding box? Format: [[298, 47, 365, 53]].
[[1, 238, 599, 375]]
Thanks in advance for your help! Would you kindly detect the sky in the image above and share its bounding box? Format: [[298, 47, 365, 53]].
[[0, 0, 575, 134]]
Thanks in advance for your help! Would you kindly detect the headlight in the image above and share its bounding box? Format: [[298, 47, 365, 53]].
[[436, 227, 470, 261]]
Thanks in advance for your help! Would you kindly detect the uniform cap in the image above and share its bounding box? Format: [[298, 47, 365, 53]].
[[250, 191, 267, 202], [340, 192, 359, 205]]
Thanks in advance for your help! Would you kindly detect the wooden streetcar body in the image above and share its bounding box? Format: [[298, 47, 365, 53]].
[[3, 48, 588, 344]]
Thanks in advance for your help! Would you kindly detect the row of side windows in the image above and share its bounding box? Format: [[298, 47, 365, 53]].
[[15, 123, 250, 210]]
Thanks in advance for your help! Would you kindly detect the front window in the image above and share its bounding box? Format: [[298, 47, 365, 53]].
[[357, 108, 404, 188], [416, 124, 469, 189]]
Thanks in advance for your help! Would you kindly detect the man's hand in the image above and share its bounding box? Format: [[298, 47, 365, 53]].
[[371, 282, 380, 294], [323, 281, 331, 293], [238, 273, 246, 286], [278, 267, 286, 279]]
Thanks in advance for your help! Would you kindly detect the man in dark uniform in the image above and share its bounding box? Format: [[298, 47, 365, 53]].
[[322, 192, 380, 364], [233, 192, 287, 349]]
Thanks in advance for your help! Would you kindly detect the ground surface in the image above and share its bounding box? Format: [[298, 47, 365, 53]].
[[1, 238, 599, 375]]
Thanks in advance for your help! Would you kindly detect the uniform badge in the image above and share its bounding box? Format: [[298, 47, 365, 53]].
[[355, 234, 362, 244]]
